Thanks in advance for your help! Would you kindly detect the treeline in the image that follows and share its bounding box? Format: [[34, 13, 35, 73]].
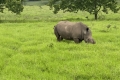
[[0, 0, 120, 20], [49, 0, 120, 20], [0, 0, 24, 14]]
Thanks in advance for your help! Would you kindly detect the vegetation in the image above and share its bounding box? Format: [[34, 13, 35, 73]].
[[0, 6, 120, 22], [0, 6, 120, 80], [49, 0, 120, 20], [0, 0, 5, 12], [1, 0, 120, 18], [0, 0, 24, 14]]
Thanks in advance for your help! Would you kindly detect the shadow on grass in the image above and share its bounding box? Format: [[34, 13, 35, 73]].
[[74, 75, 93, 80], [74, 74, 111, 80]]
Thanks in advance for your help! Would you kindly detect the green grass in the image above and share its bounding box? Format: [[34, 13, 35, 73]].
[[0, 6, 120, 80], [0, 21, 120, 80]]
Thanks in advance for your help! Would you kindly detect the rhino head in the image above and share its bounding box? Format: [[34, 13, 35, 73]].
[[83, 27, 96, 44]]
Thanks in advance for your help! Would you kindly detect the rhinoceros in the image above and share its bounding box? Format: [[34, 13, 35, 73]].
[[54, 21, 96, 44]]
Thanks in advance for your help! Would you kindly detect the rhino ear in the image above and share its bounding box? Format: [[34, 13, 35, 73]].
[[86, 28, 89, 32], [84, 28, 89, 34]]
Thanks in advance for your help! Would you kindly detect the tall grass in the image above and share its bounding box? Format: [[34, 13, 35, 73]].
[[0, 20, 120, 80]]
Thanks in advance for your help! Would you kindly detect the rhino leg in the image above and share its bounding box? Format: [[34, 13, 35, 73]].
[[73, 38, 80, 43], [59, 36, 63, 41], [79, 39, 83, 43], [57, 36, 63, 41], [54, 26, 63, 41]]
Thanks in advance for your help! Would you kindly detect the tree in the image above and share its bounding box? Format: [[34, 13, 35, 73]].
[[49, 0, 120, 20], [0, 0, 24, 14], [0, 0, 5, 13]]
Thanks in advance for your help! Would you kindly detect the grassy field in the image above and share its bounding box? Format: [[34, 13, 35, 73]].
[[0, 6, 120, 80]]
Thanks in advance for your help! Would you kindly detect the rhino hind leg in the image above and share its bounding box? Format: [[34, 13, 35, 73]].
[[57, 36, 63, 41], [59, 36, 63, 41], [54, 27, 63, 41]]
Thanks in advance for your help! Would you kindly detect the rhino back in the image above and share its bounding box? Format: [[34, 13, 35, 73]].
[[56, 21, 84, 39], [56, 22, 73, 39]]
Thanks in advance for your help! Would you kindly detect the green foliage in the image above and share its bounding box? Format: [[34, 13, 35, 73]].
[[6, 0, 24, 14], [0, 4, 4, 13], [0, 0, 5, 4], [49, 0, 120, 20], [0, 0, 5, 13], [0, 0, 24, 14]]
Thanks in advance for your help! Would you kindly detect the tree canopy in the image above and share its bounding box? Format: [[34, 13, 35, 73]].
[[0, 0, 24, 14], [49, 0, 120, 20], [0, 0, 5, 12]]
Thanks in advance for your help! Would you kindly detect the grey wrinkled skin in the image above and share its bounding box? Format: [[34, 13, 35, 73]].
[[54, 21, 96, 44]]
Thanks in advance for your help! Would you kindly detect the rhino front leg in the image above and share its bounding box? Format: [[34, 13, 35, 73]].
[[73, 38, 80, 43]]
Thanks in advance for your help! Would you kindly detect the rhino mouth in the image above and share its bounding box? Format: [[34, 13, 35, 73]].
[[84, 38, 96, 44]]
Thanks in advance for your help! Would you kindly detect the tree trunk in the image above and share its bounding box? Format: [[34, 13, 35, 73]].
[[94, 12, 98, 20], [94, 0, 98, 20]]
